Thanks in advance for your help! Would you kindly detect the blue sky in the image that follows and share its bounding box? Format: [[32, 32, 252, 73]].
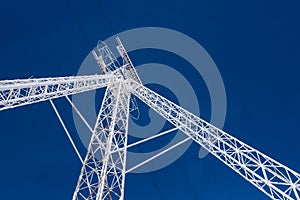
[[0, 0, 299, 199]]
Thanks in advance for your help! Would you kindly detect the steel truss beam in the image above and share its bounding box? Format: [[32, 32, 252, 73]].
[[126, 79, 300, 200], [0, 74, 119, 111], [73, 81, 130, 200]]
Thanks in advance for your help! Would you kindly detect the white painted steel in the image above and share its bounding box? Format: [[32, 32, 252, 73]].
[[0, 74, 119, 111], [1, 37, 299, 200], [127, 79, 300, 200]]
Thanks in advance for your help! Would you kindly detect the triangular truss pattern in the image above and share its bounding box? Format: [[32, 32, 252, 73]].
[[73, 82, 130, 200], [126, 79, 300, 200], [0, 37, 299, 200]]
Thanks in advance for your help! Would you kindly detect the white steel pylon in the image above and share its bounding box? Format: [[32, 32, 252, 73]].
[[0, 37, 299, 200]]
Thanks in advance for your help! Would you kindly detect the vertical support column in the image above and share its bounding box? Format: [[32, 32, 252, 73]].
[[73, 81, 131, 200]]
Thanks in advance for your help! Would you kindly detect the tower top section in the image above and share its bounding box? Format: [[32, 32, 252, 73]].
[[92, 37, 142, 84]]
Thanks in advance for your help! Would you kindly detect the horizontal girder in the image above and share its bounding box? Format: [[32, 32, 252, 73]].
[[0, 74, 120, 111]]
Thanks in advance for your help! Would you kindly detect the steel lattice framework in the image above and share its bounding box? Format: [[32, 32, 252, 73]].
[[0, 37, 299, 200], [0, 74, 119, 111], [73, 82, 130, 200]]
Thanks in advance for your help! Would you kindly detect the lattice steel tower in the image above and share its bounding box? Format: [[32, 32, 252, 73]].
[[0, 38, 299, 200]]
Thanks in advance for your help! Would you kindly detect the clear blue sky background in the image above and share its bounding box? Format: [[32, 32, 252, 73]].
[[0, 0, 299, 199]]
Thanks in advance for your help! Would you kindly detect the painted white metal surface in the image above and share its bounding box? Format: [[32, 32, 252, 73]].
[[127, 79, 300, 200], [0, 74, 119, 111], [73, 82, 130, 200], [0, 38, 299, 200]]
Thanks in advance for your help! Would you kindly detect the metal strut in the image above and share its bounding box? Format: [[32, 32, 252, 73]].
[[126, 79, 300, 200]]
